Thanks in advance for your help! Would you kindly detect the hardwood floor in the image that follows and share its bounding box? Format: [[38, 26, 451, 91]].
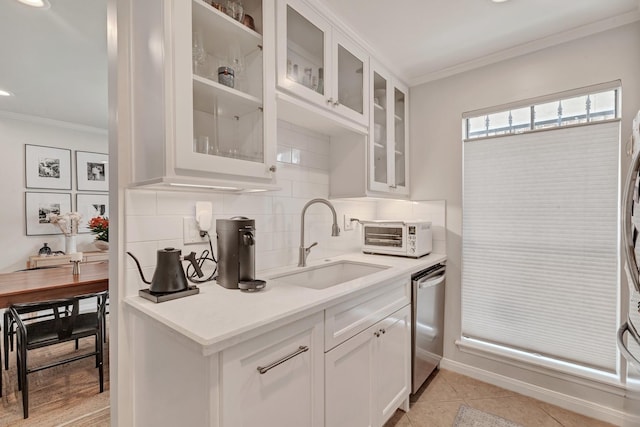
[[0, 332, 110, 426], [384, 369, 617, 427]]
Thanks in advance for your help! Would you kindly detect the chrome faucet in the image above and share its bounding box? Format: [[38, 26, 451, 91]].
[[298, 198, 340, 267]]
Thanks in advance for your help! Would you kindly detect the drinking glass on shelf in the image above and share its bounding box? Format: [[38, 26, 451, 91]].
[[226, 0, 244, 22], [192, 30, 206, 76], [194, 136, 210, 154], [228, 43, 246, 91]]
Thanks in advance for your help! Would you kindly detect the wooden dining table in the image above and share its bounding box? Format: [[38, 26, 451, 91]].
[[0, 261, 109, 308]]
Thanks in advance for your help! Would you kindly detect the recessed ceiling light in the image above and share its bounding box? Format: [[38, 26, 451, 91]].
[[16, 0, 51, 9], [0, 89, 14, 97], [492, 0, 509, 2]]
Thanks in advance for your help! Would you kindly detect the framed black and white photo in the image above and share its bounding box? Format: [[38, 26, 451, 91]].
[[76, 151, 108, 191], [25, 144, 72, 190], [25, 192, 72, 235], [76, 193, 109, 233]]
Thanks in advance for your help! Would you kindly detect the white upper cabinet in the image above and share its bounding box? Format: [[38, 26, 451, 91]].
[[329, 63, 409, 199], [276, 0, 369, 127], [369, 62, 409, 196], [130, 0, 278, 190]]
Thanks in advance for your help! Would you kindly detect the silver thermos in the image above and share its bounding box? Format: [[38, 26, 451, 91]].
[[216, 217, 265, 291]]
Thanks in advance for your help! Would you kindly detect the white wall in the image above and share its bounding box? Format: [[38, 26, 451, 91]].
[[410, 22, 640, 423], [0, 113, 108, 273], [123, 121, 447, 296]]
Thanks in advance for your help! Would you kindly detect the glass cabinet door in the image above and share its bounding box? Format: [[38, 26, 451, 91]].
[[175, 0, 273, 179], [393, 86, 406, 189], [372, 71, 388, 188], [333, 31, 368, 125], [284, 4, 327, 97]]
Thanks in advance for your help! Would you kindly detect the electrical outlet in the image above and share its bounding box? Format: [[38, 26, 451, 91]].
[[343, 214, 354, 231], [183, 217, 208, 245]]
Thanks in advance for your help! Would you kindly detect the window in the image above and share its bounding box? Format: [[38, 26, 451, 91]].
[[465, 85, 618, 140], [461, 82, 621, 382]]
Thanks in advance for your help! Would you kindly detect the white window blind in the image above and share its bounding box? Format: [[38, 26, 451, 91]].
[[462, 121, 620, 372]]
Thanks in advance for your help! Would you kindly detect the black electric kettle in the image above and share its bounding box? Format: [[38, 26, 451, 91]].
[[127, 248, 203, 293]]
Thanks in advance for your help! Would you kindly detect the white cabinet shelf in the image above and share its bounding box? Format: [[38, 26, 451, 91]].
[[193, 0, 263, 53], [193, 75, 262, 116]]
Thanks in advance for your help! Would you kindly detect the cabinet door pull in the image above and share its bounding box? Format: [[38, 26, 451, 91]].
[[269, 165, 277, 173], [327, 98, 334, 105], [333, 100, 340, 107], [380, 328, 386, 334], [374, 331, 380, 338], [257, 345, 309, 374]]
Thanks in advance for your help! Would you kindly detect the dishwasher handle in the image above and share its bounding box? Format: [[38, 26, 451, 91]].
[[415, 266, 446, 289]]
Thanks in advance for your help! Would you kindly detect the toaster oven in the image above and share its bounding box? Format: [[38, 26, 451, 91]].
[[362, 221, 432, 258]]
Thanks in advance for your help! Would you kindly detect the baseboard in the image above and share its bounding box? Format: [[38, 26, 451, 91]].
[[440, 358, 626, 426]]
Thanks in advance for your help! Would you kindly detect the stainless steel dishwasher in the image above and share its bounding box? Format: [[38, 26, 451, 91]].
[[411, 263, 446, 394]]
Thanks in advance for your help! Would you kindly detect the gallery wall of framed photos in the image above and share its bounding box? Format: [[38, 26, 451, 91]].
[[0, 113, 108, 273], [24, 144, 109, 236]]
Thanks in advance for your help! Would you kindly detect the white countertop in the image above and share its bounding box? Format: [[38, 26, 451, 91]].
[[124, 252, 446, 355]]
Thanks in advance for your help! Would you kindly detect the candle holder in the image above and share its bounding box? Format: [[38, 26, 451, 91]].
[[71, 260, 81, 275]]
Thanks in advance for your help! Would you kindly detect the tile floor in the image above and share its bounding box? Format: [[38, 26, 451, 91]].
[[383, 369, 617, 427]]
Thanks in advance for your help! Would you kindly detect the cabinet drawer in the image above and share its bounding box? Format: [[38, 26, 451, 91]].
[[325, 277, 410, 351], [221, 311, 324, 427]]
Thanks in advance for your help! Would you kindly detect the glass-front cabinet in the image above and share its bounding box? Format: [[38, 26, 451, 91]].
[[176, 0, 276, 180], [129, 0, 277, 189], [276, 0, 368, 126], [369, 63, 408, 195]]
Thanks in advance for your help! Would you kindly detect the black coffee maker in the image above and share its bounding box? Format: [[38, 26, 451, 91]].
[[216, 217, 265, 291]]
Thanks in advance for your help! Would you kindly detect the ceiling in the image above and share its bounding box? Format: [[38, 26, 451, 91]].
[[317, 0, 640, 85], [0, 0, 638, 129], [0, 0, 107, 129]]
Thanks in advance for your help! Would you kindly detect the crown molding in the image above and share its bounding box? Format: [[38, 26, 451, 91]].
[[409, 10, 640, 87], [0, 110, 108, 135]]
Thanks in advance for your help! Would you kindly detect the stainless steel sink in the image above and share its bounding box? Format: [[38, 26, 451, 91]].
[[270, 260, 389, 290]]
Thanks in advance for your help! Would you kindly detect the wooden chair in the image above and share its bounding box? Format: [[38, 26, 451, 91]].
[[9, 290, 108, 418], [4, 266, 63, 370]]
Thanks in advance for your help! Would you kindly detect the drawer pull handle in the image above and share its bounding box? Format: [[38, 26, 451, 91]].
[[257, 346, 309, 374]]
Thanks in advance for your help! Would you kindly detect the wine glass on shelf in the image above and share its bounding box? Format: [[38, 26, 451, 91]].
[[228, 43, 246, 92], [192, 30, 206, 76]]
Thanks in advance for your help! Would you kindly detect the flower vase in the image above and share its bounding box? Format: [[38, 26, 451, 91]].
[[65, 235, 77, 254]]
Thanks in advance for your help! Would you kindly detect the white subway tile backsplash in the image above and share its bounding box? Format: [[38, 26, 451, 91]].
[[157, 192, 224, 216], [126, 215, 183, 242], [276, 145, 292, 163], [291, 148, 302, 165], [222, 193, 272, 215], [125, 241, 159, 267], [292, 181, 329, 199], [126, 190, 157, 216], [305, 168, 330, 185], [123, 120, 447, 298], [432, 240, 446, 255], [301, 151, 329, 170]]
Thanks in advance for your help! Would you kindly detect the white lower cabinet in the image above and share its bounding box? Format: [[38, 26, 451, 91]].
[[326, 305, 411, 427], [220, 312, 325, 427]]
